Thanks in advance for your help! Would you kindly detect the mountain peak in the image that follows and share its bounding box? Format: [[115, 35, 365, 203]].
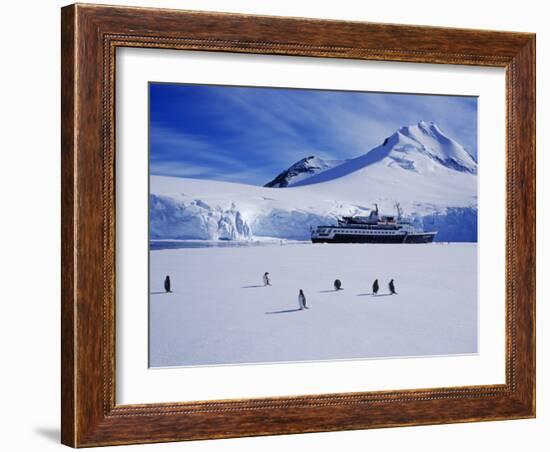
[[397, 121, 445, 140], [266, 121, 476, 189], [388, 121, 477, 174], [264, 155, 344, 188]]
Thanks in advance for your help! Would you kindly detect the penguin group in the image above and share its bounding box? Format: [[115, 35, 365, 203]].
[[160, 273, 397, 310], [260, 272, 398, 311], [372, 278, 397, 295]]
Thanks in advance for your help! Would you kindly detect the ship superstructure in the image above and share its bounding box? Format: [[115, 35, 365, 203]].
[[311, 204, 436, 244]]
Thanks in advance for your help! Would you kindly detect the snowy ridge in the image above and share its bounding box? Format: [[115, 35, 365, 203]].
[[397, 121, 477, 173], [290, 121, 476, 188], [150, 122, 478, 242], [264, 155, 344, 187]]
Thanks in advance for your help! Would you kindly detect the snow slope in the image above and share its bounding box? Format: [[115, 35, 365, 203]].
[[149, 243, 477, 367], [150, 121, 478, 242], [291, 121, 476, 194]]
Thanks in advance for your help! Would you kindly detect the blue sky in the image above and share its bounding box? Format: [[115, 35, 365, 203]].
[[150, 83, 477, 186]]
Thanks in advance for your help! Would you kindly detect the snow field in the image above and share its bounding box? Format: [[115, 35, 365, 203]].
[[149, 243, 477, 367]]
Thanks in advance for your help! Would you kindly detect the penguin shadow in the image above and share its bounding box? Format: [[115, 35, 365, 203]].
[[357, 293, 393, 297], [242, 285, 264, 289], [319, 289, 339, 293], [265, 308, 303, 315], [150, 291, 168, 295]]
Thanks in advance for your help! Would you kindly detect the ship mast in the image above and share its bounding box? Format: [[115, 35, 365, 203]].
[[395, 202, 402, 220]]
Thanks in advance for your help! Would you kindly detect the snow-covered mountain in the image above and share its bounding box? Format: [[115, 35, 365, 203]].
[[150, 121, 478, 242], [264, 155, 344, 187], [264, 121, 476, 188]]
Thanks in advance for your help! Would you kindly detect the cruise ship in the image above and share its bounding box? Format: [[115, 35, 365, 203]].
[[311, 204, 437, 244]]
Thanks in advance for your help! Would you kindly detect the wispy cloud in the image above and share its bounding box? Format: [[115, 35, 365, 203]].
[[149, 124, 261, 183]]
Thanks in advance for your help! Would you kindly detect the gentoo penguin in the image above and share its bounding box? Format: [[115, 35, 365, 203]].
[[372, 279, 379, 295], [389, 279, 397, 295], [298, 289, 308, 309]]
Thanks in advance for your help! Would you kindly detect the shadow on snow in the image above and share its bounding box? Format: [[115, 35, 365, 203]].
[[265, 308, 304, 315]]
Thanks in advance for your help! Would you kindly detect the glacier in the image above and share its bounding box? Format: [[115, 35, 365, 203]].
[[149, 177, 478, 242], [150, 121, 478, 243], [150, 194, 252, 241]]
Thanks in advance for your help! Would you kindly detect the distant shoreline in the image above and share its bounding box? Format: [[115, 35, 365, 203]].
[[149, 239, 476, 251], [149, 238, 309, 250]]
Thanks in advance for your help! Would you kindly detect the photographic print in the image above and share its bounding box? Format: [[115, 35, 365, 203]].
[[148, 83, 478, 368]]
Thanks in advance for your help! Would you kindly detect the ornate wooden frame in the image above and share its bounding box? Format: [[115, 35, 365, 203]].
[[61, 3, 536, 447]]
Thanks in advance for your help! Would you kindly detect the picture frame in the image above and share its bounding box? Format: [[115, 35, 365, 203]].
[[61, 3, 535, 447]]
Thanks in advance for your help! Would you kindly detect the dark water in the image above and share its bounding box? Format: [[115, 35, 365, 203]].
[[149, 240, 307, 251]]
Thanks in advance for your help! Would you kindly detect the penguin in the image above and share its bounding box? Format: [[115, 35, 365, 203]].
[[372, 279, 379, 295], [164, 275, 171, 293], [334, 279, 342, 291], [263, 272, 271, 286], [389, 279, 397, 295], [298, 289, 308, 309]]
